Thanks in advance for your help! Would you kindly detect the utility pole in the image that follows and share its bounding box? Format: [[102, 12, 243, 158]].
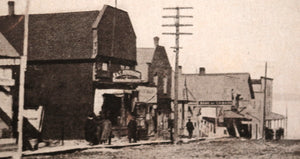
[[262, 62, 267, 140], [285, 105, 288, 139], [162, 7, 193, 143], [16, 0, 30, 158]]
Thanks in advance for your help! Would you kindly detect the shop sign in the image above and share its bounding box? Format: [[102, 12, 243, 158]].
[[136, 86, 157, 103], [113, 69, 141, 83], [0, 78, 15, 86], [198, 101, 232, 105]]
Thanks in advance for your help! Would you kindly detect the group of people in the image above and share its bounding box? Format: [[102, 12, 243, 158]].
[[85, 111, 140, 145], [84, 112, 112, 145]]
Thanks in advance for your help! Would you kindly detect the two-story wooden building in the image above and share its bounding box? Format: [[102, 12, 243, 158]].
[[136, 37, 172, 138], [0, 3, 139, 139], [0, 33, 20, 139]]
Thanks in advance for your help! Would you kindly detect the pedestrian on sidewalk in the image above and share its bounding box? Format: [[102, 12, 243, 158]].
[[84, 112, 98, 145], [95, 111, 104, 144], [101, 114, 112, 145], [186, 119, 194, 139], [128, 116, 137, 143]]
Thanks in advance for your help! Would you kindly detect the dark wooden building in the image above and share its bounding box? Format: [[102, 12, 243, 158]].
[[136, 37, 172, 137], [0, 4, 137, 139]]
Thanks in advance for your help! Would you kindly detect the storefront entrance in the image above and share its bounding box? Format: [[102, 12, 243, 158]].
[[102, 94, 121, 126]]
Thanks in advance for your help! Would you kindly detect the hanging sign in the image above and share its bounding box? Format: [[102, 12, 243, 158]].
[[112, 69, 141, 83]]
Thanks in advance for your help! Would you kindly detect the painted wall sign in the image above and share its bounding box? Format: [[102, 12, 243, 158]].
[[113, 69, 141, 83]]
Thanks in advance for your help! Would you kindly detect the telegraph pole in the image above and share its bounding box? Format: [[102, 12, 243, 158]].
[[162, 7, 193, 143], [16, 0, 30, 158], [262, 62, 267, 140]]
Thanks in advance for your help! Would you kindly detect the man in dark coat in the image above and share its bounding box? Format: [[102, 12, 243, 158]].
[[84, 112, 98, 145], [127, 117, 138, 143], [186, 119, 194, 139]]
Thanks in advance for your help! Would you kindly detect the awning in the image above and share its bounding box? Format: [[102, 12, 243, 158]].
[[266, 112, 285, 120], [223, 111, 247, 119]]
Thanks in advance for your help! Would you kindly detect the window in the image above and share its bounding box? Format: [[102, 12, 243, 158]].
[[102, 62, 108, 71], [163, 76, 168, 94], [125, 65, 130, 69], [120, 65, 130, 70], [153, 73, 158, 86]]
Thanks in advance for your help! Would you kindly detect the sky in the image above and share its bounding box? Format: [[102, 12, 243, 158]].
[[0, 0, 299, 139]]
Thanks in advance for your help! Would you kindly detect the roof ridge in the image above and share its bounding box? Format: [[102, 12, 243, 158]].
[[182, 72, 250, 76], [0, 10, 100, 17]]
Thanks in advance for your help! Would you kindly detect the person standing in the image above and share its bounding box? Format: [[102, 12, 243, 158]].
[[101, 117, 112, 144], [127, 117, 138, 143], [186, 119, 194, 139], [95, 111, 104, 144], [84, 112, 98, 145]]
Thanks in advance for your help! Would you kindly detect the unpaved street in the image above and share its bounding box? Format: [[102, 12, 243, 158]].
[[25, 138, 300, 159]]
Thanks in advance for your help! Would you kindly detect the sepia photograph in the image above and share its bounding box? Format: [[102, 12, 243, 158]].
[[0, 0, 299, 158]]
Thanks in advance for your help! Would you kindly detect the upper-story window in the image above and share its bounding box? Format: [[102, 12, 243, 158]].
[[96, 62, 108, 71], [102, 62, 108, 71], [163, 76, 168, 94], [120, 65, 125, 70], [153, 73, 158, 86], [120, 65, 130, 70]]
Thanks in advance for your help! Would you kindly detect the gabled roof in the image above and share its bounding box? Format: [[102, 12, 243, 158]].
[[0, 32, 19, 57], [0, 5, 133, 61], [173, 72, 255, 101], [0, 10, 99, 60], [136, 48, 155, 82], [266, 112, 285, 120]]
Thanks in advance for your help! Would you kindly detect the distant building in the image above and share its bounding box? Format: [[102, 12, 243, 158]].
[[0, 3, 138, 139], [136, 36, 172, 138], [172, 67, 257, 138], [252, 77, 286, 139], [0, 33, 20, 139]]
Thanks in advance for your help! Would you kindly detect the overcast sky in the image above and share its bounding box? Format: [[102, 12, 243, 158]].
[[0, 0, 299, 138]]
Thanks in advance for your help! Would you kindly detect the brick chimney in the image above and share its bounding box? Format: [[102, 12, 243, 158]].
[[8, 1, 15, 16], [153, 36, 159, 48], [199, 67, 205, 75]]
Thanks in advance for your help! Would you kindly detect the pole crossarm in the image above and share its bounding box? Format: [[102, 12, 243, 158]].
[[162, 33, 193, 35], [162, 15, 193, 18], [162, 6, 193, 144], [162, 24, 193, 27], [171, 47, 183, 49], [163, 7, 193, 10]]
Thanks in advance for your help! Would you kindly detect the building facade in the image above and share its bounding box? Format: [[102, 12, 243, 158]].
[[136, 37, 172, 138], [0, 4, 138, 139], [0, 33, 20, 139], [252, 77, 286, 139], [172, 67, 256, 138]]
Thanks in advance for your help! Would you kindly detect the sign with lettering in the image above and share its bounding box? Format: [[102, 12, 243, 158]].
[[0, 78, 15, 86], [136, 86, 157, 103], [198, 101, 233, 105], [113, 69, 141, 83]]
